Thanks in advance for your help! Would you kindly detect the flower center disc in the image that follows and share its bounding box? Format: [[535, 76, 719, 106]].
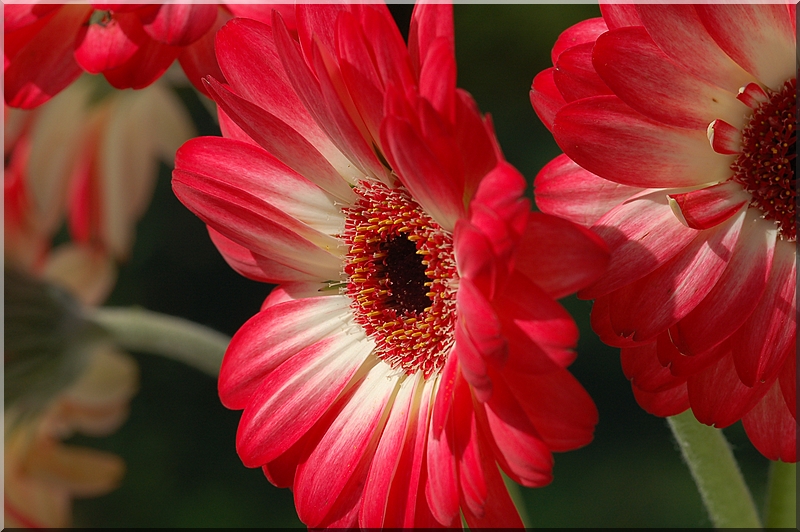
[[732, 78, 796, 241], [343, 182, 457, 377]]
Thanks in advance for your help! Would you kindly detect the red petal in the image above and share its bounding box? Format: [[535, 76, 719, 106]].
[[779, 353, 796, 421], [742, 378, 797, 462], [294, 362, 397, 528], [408, 3, 453, 79], [696, 4, 794, 90], [4, 4, 60, 33], [730, 238, 795, 386], [361, 376, 426, 527], [669, 209, 776, 356], [203, 76, 355, 202], [605, 210, 744, 343], [553, 95, 732, 188], [382, 115, 465, 231], [688, 351, 773, 429], [599, 3, 642, 29], [530, 68, 567, 132], [503, 366, 598, 452], [497, 271, 579, 372], [481, 375, 553, 487], [218, 295, 352, 409], [667, 181, 750, 230], [426, 374, 460, 526], [74, 11, 141, 73], [101, 33, 181, 89], [177, 8, 230, 97], [631, 381, 690, 418], [207, 226, 316, 284], [593, 26, 744, 130], [550, 17, 608, 64], [515, 211, 609, 300], [139, 3, 217, 46], [534, 153, 643, 227], [581, 188, 700, 299], [621, 340, 684, 394], [4, 5, 90, 109], [236, 329, 373, 467], [383, 378, 436, 528], [553, 42, 612, 103], [635, 5, 753, 91]]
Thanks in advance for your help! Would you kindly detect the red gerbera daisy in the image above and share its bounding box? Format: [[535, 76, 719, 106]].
[[531, 3, 796, 462], [3, 2, 295, 109], [173, 3, 608, 527]]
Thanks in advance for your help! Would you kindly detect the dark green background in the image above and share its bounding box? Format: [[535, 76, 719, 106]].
[[69, 4, 770, 528]]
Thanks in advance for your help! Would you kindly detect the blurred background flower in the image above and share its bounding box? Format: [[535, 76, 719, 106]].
[[4, 74, 193, 526]]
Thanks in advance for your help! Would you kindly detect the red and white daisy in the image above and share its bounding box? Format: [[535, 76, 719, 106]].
[[173, 3, 608, 527], [531, 4, 796, 462], [3, 3, 294, 109]]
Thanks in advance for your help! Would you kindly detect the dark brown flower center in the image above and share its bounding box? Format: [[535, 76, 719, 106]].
[[732, 78, 796, 241], [342, 181, 456, 377]]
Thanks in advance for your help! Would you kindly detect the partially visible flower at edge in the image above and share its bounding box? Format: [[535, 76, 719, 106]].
[[4, 74, 193, 526], [3, 2, 296, 109], [530, 3, 796, 462], [173, 3, 609, 528]]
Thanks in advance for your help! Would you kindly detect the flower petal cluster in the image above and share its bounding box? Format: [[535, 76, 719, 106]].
[[5, 345, 138, 528], [173, 3, 608, 527], [3, 3, 293, 109], [531, 4, 796, 462], [5, 75, 194, 294]]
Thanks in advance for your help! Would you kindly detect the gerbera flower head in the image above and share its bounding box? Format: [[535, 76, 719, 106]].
[[531, 3, 796, 462], [173, 3, 608, 528]]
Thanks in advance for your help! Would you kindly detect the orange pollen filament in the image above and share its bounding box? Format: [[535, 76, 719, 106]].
[[732, 78, 796, 241], [342, 181, 457, 378]]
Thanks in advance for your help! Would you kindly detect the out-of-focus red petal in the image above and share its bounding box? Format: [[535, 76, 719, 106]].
[[74, 12, 144, 74], [779, 353, 796, 421], [4, 4, 60, 33], [178, 7, 231, 97], [139, 3, 217, 46], [101, 33, 181, 89], [4, 5, 90, 109]]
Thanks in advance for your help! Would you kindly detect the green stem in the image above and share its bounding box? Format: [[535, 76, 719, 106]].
[[667, 410, 761, 528], [89, 307, 230, 377], [764, 460, 796, 528]]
